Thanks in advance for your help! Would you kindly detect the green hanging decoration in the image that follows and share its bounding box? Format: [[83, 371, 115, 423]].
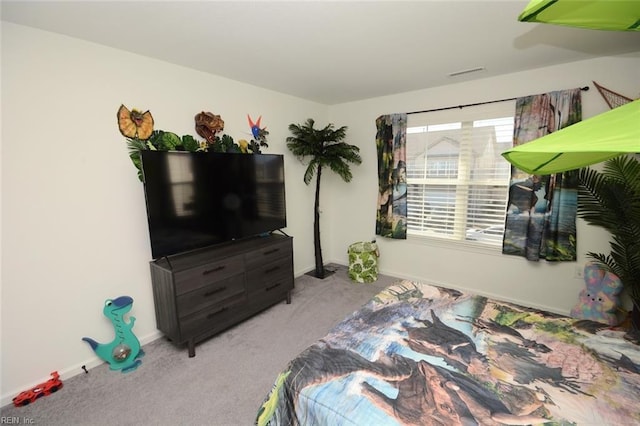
[[502, 99, 640, 175], [518, 0, 640, 31]]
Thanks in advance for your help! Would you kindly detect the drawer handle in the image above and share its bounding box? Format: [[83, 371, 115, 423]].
[[266, 283, 282, 291], [265, 266, 280, 274], [207, 307, 228, 319], [204, 286, 226, 297], [263, 248, 279, 255], [202, 266, 225, 275]]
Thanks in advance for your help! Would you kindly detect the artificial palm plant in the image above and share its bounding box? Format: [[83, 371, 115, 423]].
[[577, 155, 640, 326], [287, 118, 362, 279]]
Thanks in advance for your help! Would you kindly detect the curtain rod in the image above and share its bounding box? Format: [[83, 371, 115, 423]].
[[406, 86, 590, 115]]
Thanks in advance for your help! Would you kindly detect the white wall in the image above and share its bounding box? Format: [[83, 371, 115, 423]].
[[1, 23, 326, 404], [325, 53, 640, 315]]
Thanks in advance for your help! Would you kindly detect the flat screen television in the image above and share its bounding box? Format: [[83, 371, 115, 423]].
[[140, 150, 287, 259]]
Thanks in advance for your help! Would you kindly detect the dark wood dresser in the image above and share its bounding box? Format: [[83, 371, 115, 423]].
[[149, 233, 293, 356]]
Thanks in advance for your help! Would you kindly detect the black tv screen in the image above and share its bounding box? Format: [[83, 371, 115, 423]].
[[140, 150, 287, 259]]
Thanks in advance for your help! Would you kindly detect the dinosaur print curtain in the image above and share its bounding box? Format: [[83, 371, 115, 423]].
[[375, 114, 407, 239], [503, 88, 582, 261]]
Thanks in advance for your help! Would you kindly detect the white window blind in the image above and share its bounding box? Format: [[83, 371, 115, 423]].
[[406, 101, 515, 246]]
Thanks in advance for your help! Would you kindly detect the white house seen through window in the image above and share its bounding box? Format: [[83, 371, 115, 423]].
[[406, 101, 515, 246]]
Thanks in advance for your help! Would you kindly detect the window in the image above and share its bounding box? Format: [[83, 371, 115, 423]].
[[406, 102, 514, 246]]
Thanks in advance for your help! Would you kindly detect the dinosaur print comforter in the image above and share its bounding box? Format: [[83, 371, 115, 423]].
[[256, 280, 640, 425]]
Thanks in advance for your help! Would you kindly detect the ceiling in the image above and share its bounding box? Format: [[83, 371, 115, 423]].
[[2, 1, 639, 105]]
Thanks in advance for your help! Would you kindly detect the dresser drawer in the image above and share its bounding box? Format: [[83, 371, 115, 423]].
[[176, 273, 245, 318], [245, 239, 292, 269], [173, 255, 244, 295], [179, 292, 247, 337], [246, 255, 293, 296], [150, 234, 294, 357]]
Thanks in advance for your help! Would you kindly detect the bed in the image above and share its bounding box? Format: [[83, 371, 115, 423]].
[[256, 280, 640, 425]]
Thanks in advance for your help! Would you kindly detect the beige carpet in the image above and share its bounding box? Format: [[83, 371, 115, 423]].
[[0, 264, 399, 425]]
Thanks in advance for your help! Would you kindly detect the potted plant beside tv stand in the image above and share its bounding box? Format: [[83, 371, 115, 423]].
[[149, 233, 294, 357]]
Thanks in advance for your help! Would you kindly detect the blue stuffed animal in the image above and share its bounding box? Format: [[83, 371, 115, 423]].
[[570, 263, 623, 326]]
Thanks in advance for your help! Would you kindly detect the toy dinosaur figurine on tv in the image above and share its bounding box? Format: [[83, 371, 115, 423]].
[[82, 296, 143, 373]]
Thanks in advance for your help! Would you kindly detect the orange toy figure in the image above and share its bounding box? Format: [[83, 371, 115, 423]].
[[117, 105, 154, 140]]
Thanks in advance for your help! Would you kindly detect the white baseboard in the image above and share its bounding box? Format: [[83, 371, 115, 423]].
[[0, 331, 163, 408], [376, 266, 570, 317]]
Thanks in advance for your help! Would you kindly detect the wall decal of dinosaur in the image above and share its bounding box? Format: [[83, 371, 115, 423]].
[[82, 296, 143, 373]]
